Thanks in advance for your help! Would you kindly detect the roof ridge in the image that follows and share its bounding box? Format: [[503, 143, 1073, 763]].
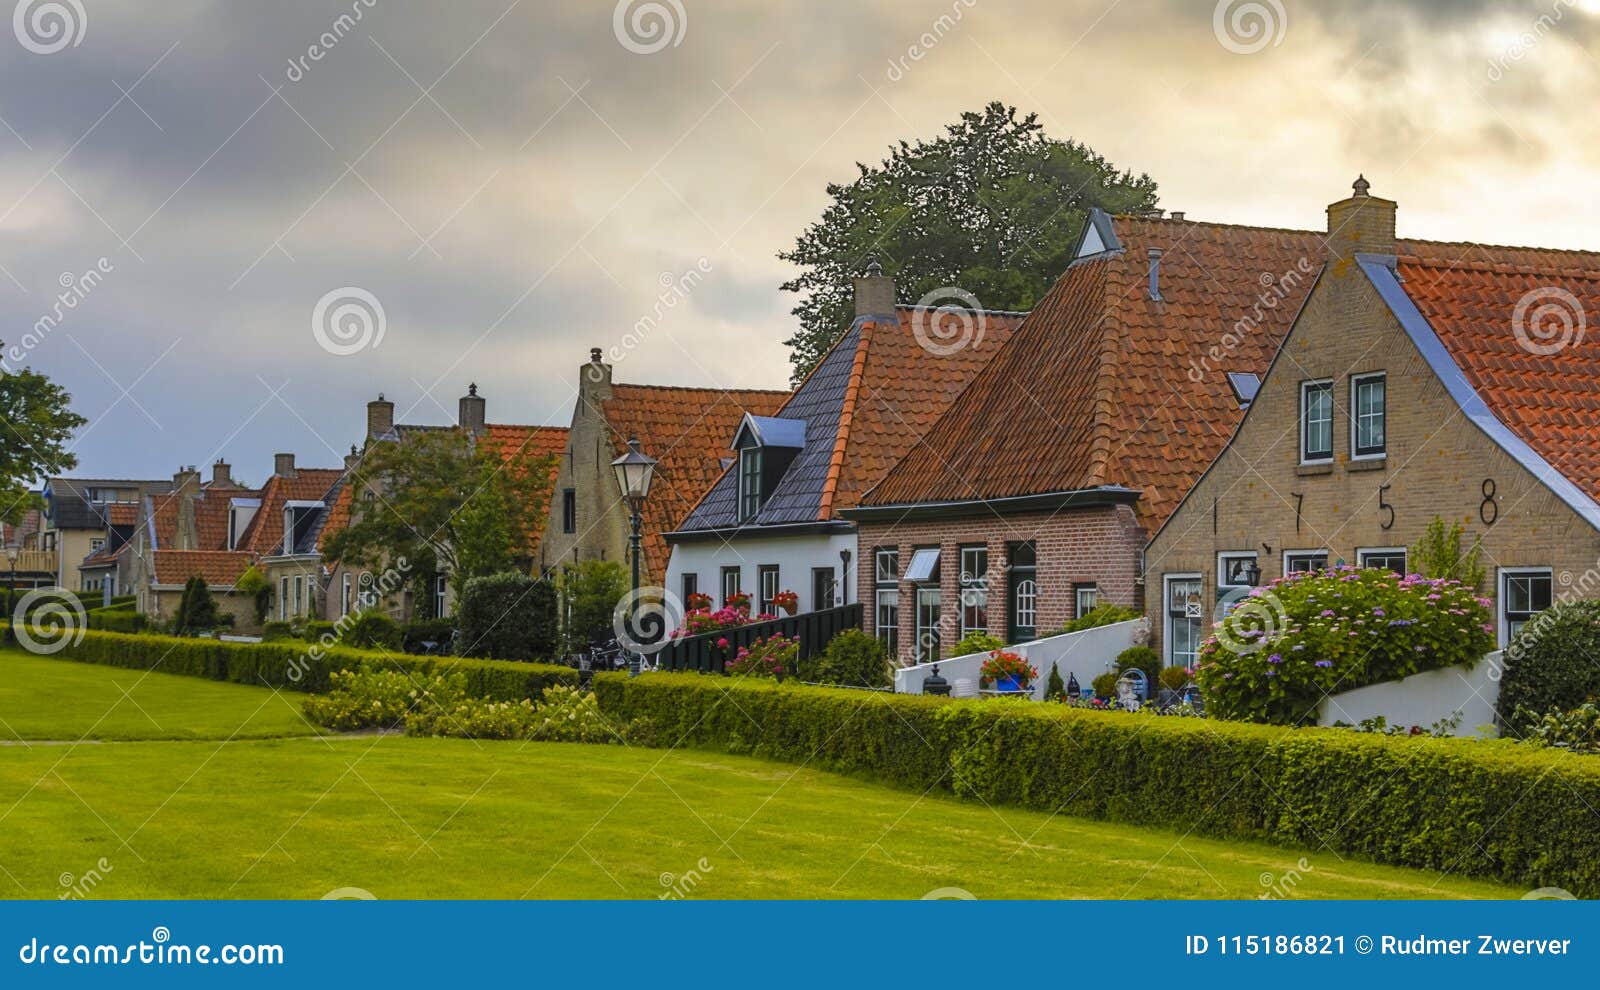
[[817, 320, 874, 520], [1401, 236, 1600, 260], [1113, 214, 1324, 239], [609, 381, 790, 397], [893, 303, 1034, 317]]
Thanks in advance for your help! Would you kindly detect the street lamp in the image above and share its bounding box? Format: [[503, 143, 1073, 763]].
[[610, 436, 657, 677], [4, 545, 18, 647]]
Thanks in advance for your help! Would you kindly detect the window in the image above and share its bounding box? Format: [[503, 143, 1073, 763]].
[[561, 489, 576, 534], [1283, 550, 1328, 575], [758, 565, 780, 615], [1300, 380, 1334, 463], [915, 586, 941, 663], [720, 566, 741, 605], [341, 574, 351, 617], [434, 575, 448, 619], [1074, 584, 1098, 617], [1500, 568, 1552, 646], [89, 537, 105, 553], [874, 549, 899, 657], [283, 503, 321, 555], [293, 575, 304, 616], [738, 447, 763, 521], [1165, 575, 1204, 668], [280, 576, 290, 620], [1351, 372, 1386, 458], [812, 567, 836, 611], [905, 547, 940, 583], [1358, 547, 1407, 575], [1216, 551, 1258, 611], [1007, 542, 1037, 642], [959, 545, 988, 637], [681, 572, 698, 607]]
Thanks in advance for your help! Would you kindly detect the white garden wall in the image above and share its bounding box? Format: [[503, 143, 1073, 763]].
[[895, 620, 1142, 700], [1316, 651, 1502, 737]]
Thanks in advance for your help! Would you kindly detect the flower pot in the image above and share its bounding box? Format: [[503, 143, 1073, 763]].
[[995, 675, 1027, 692]]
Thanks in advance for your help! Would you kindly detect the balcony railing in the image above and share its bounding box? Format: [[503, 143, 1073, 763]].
[[3, 550, 55, 577]]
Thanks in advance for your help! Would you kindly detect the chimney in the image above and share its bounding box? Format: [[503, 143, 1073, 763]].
[[582, 346, 614, 397], [366, 393, 394, 440], [274, 453, 297, 479], [1147, 249, 1164, 301], [1169, 211, 1185, 221], [211, 459, 232, 488], [458, 383, 487, 436], [853, 258, 896, 319], [173, 465, 201, 496], [1326, 174, 1397, 267], [344, 445, 362, 473]]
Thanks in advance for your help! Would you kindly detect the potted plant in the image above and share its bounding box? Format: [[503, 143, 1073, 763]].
[[772, 589, 799, 615], [723, 591, 752, 614], [979, 650, 1037, 692], [685, 591, 713, 612]]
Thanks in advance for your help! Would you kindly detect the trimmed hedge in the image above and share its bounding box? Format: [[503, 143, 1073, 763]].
[[28, 627, 578, 702], [1498, 601, 1600, 734], [594, 672, 1600, 897]]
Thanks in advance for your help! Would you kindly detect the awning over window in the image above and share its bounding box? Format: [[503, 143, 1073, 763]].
[[905, 547, 940, 583]]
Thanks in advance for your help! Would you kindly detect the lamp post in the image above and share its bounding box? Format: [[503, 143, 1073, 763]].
[[4, 546, 17, 647], [610, 436, 657, 677]]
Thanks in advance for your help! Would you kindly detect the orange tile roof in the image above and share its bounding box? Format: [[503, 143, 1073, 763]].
[[601, 383, 790, 576], [1394, 240, 1600, 504], [862, 216, 1326, 532], [238, 469, 344, 555], [102, 503, 137, 526], [151, 550, 255, 588], [317, 483, 355, 555]]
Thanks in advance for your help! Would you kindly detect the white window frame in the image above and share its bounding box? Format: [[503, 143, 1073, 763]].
[[875, 589, 899, 656], [874, 548, 898, 586], [1074, 584, 1098, 617], [1299, 379, 1334, 464], [280, 576, 290, 620], [1163, 573, 1204, 669], [958, 545, 988, 637], [904, 547, 940, 584], [737, 447, 763, 522], [1283, 550, 1329, 575], [1350, 372, 1387, 460], [720, 566, 741, 605], [758, 565, 780, 615], [1498, 567, 1553, 648], [341, 574, 351, 617], [1357, 546, 1408, 574], [434, 574, 448, 619]]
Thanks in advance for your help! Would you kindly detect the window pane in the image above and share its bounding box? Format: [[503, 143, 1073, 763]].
[[905, 548, 940, 583], [875, 549, 898, 585]]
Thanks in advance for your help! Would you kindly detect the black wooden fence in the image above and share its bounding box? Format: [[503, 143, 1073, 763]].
[[653, 603, 862, 673]]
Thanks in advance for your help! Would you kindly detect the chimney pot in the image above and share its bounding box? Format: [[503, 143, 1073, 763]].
[[1147, 248, 1164, 301], [1326, 176, 1396, 264], [274, 453, 296, 479], [590, 347, 603, 363], [1352, 174, 1371, 197]]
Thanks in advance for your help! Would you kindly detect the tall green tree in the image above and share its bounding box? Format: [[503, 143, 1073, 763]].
[[322, 430, 558, 599], [780, 102, 1159, 382], [0, 346, 87, 524]]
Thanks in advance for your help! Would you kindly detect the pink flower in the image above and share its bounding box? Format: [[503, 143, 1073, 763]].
[[716, 638, 729, 649]]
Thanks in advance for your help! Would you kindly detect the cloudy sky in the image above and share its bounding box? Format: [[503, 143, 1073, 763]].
[[2, 0, 1597, 482]]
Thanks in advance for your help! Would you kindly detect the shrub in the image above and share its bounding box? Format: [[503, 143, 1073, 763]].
[[1409, 515, 1486, 591], [1158, 665, 1192, 692], [261, 621, 294, 642], [950, 631, 1005, 657], [1044, 663, 1066, 701], [86, 601, 147, 634], [726, 634, 797, 679], [1198, 567, 1493, 725], [407, 685, 618, 742], [341, 611, 402, 651], [560, 559, 628, 652], [1497, 601, 1600, 735], [593, 672, 1600, 897], [302, 667, 464, 732], [800, 628, 891, 687], [1055, 603, 1139, 635], [401, 618, 455, 655], [1091, 671, 1120, 699], [1523, 702, 1600, 754], [236, 565, 271, 624], [456, 571, 558, 660], [1116, 645, 1161, 688]]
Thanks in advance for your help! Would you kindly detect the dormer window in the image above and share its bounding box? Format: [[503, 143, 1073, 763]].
[[738, 446, 763, 521], [283, 501, 322, 555]]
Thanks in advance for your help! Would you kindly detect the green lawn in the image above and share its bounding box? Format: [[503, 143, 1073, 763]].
[[0, 648, 318, 741], [0, 652, 1517, 900]]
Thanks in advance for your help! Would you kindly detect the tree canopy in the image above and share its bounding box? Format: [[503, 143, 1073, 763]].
[[780, 102, 1159, 382], [0, 346, 87, 525], [322, 429, 558, 598]]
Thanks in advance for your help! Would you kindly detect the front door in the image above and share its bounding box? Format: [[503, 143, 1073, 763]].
[[812, 567, 836, 612], [1007, 542, 1037, 642]]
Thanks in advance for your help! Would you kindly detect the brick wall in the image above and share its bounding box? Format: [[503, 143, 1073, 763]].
[[856, 504, 1145, 664]]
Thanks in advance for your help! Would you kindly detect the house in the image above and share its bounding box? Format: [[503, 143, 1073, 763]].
[[1, 507, 54, 592], [846, 212, 1323, 663], [38, 477, 173, 590], [541, 350, 788, 586], [1144, 178, 1600, 667], [339, 385, 570, 620], [665, 267, 1025, 619]]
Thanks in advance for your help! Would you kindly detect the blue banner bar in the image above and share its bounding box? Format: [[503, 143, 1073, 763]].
[[3, 900, 1593, 987]]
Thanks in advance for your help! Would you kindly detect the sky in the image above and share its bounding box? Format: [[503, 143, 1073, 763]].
[[2, 0, 1598, 484]]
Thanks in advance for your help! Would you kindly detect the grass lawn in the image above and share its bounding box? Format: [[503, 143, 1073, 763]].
[[0, 648, 318, 742], [0, 652, 1517, 900]]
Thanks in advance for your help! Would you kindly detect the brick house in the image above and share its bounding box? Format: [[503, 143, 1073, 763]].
[[38, 477, 173, 590], [541, 350, 788, 586], [666, 268, 1025, 618], [1145, 179, 1600, 667], [846, 212, 1322, 664]]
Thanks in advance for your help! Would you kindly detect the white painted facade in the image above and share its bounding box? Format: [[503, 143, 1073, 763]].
[[1316, 652, 1502, 738], [665, 531, 858, 613]]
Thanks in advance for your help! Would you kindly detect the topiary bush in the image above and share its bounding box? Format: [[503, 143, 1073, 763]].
[[456, 571, 558, 661], [800, 628, 891, 687], [1497, 600, 1600, 736], [1198, 567, 1493, 725]]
